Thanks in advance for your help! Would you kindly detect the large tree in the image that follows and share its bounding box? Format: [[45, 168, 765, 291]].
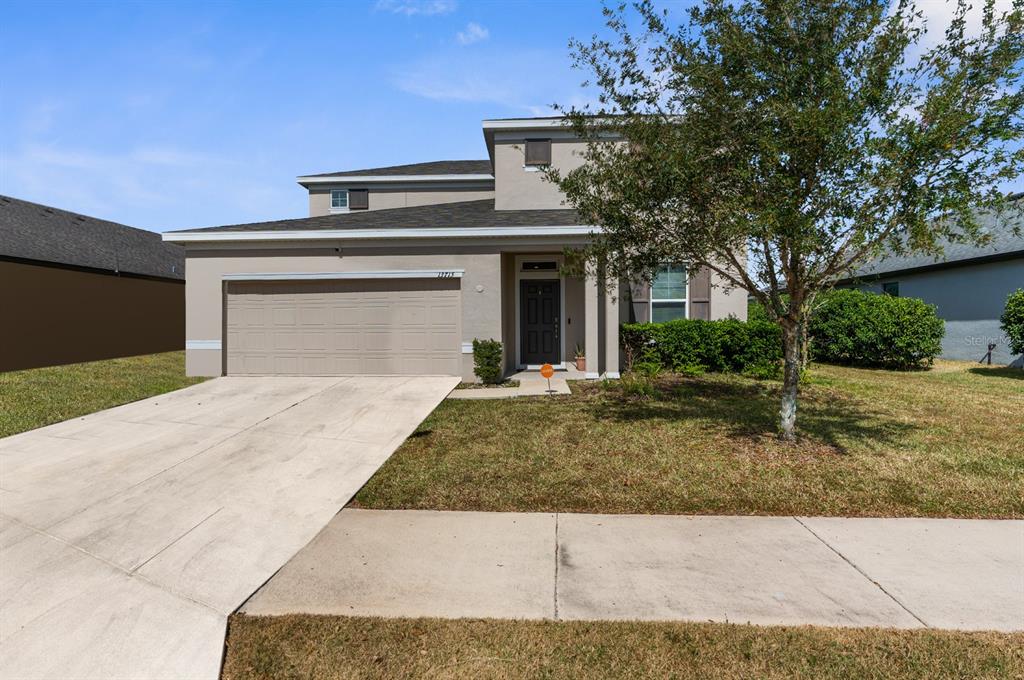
[[550, 0, 1024, 439]]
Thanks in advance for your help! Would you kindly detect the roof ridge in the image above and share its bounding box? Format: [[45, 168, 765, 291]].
[[301, 159, 493, 179]]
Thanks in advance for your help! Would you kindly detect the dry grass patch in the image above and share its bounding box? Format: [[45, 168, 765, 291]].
[[0, 352, 204, 438], [352, 361, 1023, 518], [222, 615, 1024, 680]]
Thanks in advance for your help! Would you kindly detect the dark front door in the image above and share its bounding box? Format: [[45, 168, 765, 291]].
[[520, 279, 560, 365]]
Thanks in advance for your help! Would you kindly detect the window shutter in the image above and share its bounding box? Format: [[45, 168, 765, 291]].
[[348, 189, 369, 210], [525, 139, 551, 166], [689, 267, 712, 320]]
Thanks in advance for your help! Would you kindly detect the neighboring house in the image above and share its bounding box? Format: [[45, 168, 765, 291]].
[[0, 195, 185, 372], [164, 117, 747, 381], [838, 193, 1024, 365]]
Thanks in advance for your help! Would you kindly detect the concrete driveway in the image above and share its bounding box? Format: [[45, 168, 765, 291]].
[[0, 375, 456, 680]]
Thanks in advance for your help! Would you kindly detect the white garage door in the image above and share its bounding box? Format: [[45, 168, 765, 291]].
[[225, 278, 461, 376]]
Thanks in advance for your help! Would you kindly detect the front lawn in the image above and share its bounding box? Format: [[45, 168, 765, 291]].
[[222, 615, 1023, 680], [0, 351, 205, 438], [353, 361, 1024, 518]]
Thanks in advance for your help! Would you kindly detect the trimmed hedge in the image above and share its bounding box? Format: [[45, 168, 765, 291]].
[[1000, 288, 1024, 356], [472, 338, 503, 384], [809, 289, 944, 369], [621, 318, 782, 375]]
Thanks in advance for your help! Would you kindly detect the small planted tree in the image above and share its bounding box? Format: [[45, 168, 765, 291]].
[[1001, 288, 1024, 360], [550, 0, 1024, 439]]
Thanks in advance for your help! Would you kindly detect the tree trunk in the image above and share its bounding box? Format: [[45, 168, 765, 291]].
[[779, 319, 804, 441]]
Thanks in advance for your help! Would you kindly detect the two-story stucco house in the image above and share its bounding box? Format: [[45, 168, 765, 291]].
[[164, 117, 747, 381]]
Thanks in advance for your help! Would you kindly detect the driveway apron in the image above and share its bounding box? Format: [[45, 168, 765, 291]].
[[0, 375, 456, 680]]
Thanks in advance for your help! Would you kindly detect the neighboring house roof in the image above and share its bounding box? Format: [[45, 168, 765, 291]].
[[0, 195, 185, 280], [167, 199, 580, 234], [301, 160, 493, 179], [850, 196, 1024, 279]]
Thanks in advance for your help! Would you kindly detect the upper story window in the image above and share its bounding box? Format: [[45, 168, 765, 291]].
[[524, 139, 552, 167], [330, 189, 348, 210], [651, 264, 688, 322]]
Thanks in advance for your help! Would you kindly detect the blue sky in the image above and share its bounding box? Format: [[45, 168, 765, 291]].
[[1, 0, 619, 232], [1, 0, 1017, 233]]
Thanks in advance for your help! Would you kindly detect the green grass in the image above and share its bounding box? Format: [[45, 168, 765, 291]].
[[353, 361, 1024, 518], [222, 615, 1024, 680], [0, 351, 205, 438]]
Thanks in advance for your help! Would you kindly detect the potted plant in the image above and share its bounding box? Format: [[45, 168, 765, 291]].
[[574, 344, 586, 372]]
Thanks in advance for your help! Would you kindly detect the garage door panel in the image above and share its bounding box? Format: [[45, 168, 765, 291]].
[[226, 278, 461, 376]]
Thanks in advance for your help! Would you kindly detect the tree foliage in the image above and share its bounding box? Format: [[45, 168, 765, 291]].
[[550, 0, 1024, 438]]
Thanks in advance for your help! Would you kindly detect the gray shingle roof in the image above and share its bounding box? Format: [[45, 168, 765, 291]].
[[0, 195, 184, 280], [302, 160, 493, 178], [854, 197, 1024, 278], [172, 199, 580, 234]]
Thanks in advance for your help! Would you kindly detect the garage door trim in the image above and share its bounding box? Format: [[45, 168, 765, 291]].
[[222, 269, 464, 281]]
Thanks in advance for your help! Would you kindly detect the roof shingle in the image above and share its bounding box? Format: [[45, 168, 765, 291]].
[[854, 197, 1024, 277], [302, 160, 493, 179], [0, 195, 185, 280], [171, 199, 580, 234]]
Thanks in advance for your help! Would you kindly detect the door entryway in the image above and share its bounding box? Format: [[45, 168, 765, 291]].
[[519, 279, 560, 365]]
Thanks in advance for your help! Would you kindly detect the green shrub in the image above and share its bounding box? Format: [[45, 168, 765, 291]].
[[1000, 288, 1024, 356], [747, 299, 771, 323], [471, 338, 503, 384], [621, 318, 782, 374], [809, 289, 944, 369]]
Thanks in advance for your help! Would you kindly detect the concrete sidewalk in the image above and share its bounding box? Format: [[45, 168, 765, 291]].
[[243, 510, 1024, 632]]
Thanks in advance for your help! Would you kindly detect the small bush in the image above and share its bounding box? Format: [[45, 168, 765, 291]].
[[1000, 288, 1024, 356], [471, 338, 503, 384], [809, 289, 944, 369], [747, 299, 771, 323], [621, 318, 782, 374], [618, 372, 658, 398]]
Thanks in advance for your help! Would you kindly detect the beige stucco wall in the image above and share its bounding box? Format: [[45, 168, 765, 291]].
[[308, 185, 495, 216], [493, 139, 587, 210], [184, 245, 503, 380], [710, 280, 748, 320]]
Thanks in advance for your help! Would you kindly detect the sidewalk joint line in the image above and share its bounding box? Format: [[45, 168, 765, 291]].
[[1, 513, 224, 615], [553, 512, 560, 621], [132, 507, 223, 574], [793, 516, 929, 628]]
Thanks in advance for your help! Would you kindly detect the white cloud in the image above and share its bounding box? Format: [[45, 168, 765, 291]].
[[456, 22, 489, 45], [4, 143, 294, 232], [374, 0, 456, 17], [899, 0, 1015, 56], [392, 49, 586, 115]]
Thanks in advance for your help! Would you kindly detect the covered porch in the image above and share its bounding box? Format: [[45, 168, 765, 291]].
[[498, 251, 622, 380]]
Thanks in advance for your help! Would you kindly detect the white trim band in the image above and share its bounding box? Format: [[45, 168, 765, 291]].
[[222, 270, 465, 281], [297, 174, 494, 184], [164, 225, 598, 243], [186, 340, 221, 350]]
